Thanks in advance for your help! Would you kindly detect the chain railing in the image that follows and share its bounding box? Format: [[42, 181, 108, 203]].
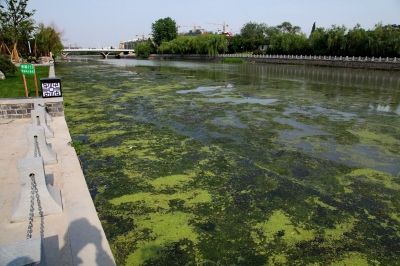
[[33, 136, 41, 158], [26, 173, 44, 240], [26, 135, 44, 240]]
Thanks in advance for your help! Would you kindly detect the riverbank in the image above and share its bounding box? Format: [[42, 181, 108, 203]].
[[0, 113, 115, 265], [0, 62, 115, 265], [149, 54, 400, 71]]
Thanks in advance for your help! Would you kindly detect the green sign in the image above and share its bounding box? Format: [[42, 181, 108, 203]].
[[20, 64, 35, 75]]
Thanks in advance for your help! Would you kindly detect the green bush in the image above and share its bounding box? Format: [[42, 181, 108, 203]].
[[221, 58, 245, 64], [135, 41, 155, 59], [0, 56, 17, 76]]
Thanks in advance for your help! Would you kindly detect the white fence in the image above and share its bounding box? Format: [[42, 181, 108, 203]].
[[218, 54, 398, 63]]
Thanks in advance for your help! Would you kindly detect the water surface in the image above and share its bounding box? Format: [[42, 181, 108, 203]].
[[58, 59, 400, 265]]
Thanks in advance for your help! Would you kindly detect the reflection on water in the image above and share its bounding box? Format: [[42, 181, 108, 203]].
[[58, 58, 400, 265]]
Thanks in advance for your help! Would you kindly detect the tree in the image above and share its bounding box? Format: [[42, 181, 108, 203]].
[[346, 24, 369, 56], [310, 22, 316, 37], [35, 23, 63, 57], [326, 25, 347, 55], [135, 39, 155, 58], [277, 21, 301, 34], [0, 54, 17, 75], [228, 35, 244, 53], [152, 17, 177, 47], [309, 27, 328, 55], [368, 23, 400, 57], [269, 32, 309, 55], [157, 34, 227, 56], [240, 22, 268, 51], [0, 0, 35, 60]]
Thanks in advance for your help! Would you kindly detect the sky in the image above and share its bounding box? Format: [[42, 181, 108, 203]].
[[28, 0, 400, 48]]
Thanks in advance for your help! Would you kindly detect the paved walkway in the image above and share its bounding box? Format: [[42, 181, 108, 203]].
[[0, 117, 115, 265]]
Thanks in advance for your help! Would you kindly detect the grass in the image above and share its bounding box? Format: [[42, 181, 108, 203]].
[[0, 66, 49, 98]]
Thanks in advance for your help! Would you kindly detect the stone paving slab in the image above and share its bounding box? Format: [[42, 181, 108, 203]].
[[0, 117, 115, 265]]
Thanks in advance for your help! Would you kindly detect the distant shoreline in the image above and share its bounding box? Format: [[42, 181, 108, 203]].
[[149, 54, 400, 71]]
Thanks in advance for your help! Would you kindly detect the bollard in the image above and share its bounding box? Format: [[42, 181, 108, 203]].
[[26, 125, 57, 165], [11, 156, 62, 222], [31, 109, 54, 138], [33, 99, 52, 123]]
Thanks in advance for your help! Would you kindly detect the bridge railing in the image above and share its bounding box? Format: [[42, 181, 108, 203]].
[[218, 54, 399, 63]]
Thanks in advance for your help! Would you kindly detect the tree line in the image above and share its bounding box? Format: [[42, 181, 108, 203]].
[[0, 0, 63, 61], [234, 21, 400, 57], [136, 17, 400, 58]]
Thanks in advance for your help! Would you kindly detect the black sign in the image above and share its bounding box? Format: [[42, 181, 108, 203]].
[[40, 78, 62, 98]]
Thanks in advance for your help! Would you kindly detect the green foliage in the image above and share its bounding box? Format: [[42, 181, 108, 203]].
[[152, 17, 177, 46], [151, 18, 400, 57], [269, 32, 310, 55], [310, 22, 316, 36], [346, 25, 369, 56], [240, 22, 268, 51], [135, 40, 155, 59], [0, 0, 35, 55], [158, 34, 228, 56], [35, 23, 63, 56], [277, 21, 301, 34], [368, 23, 400, 57], [326, 25, 347, 55], [221, 57, 245, 64], [227, 35, 244, 53], [309, 27, 328, 55], [0, 55, 17, 76]]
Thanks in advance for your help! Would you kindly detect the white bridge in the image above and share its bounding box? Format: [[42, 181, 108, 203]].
[[62, 48, 135, 59]]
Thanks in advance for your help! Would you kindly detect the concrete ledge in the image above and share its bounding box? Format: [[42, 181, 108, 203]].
[[0, 117, 115, 265], [0, 238, 41, 266], [0, 98, 64, 119]]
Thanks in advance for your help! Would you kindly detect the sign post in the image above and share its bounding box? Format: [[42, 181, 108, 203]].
[[19, 64, 39, 97]]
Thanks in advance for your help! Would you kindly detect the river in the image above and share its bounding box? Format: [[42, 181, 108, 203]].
[[57, 59, 400, 265]]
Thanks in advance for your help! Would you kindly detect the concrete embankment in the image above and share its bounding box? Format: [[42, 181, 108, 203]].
[[149, 54, 400, 71], [0, 64, 115, 265]]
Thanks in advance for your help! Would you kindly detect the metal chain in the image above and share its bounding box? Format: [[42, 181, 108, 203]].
[[26, 174, 35, 239], [33, 136, 41, 158], [26, 173, 44, 240], [33, 174, 44, 239]]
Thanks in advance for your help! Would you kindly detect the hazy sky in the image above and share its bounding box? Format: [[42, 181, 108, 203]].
[[28, 0, 399, 48]]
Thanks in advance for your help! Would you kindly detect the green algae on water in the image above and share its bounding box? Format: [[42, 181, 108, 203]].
[[58, 60, 400, 265]]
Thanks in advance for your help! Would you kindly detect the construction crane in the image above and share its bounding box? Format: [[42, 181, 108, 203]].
[[177, 25, 205, 34], [207, 22, 231, 36]]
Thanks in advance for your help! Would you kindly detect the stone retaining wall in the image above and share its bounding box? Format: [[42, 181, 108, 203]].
[[150, 54, 400, 71], [0, 98, 64, 119], [246, 57, 400, 71]]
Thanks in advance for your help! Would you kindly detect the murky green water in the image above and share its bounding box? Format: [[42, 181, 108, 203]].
[[57, 59, 400, 265]]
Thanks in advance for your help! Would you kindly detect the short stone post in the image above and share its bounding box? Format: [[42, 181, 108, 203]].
[[26, 125, 57, 165], [33, 99, 52, 123], [11, 156, 62, 222], [31, 109, 54, 138]]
